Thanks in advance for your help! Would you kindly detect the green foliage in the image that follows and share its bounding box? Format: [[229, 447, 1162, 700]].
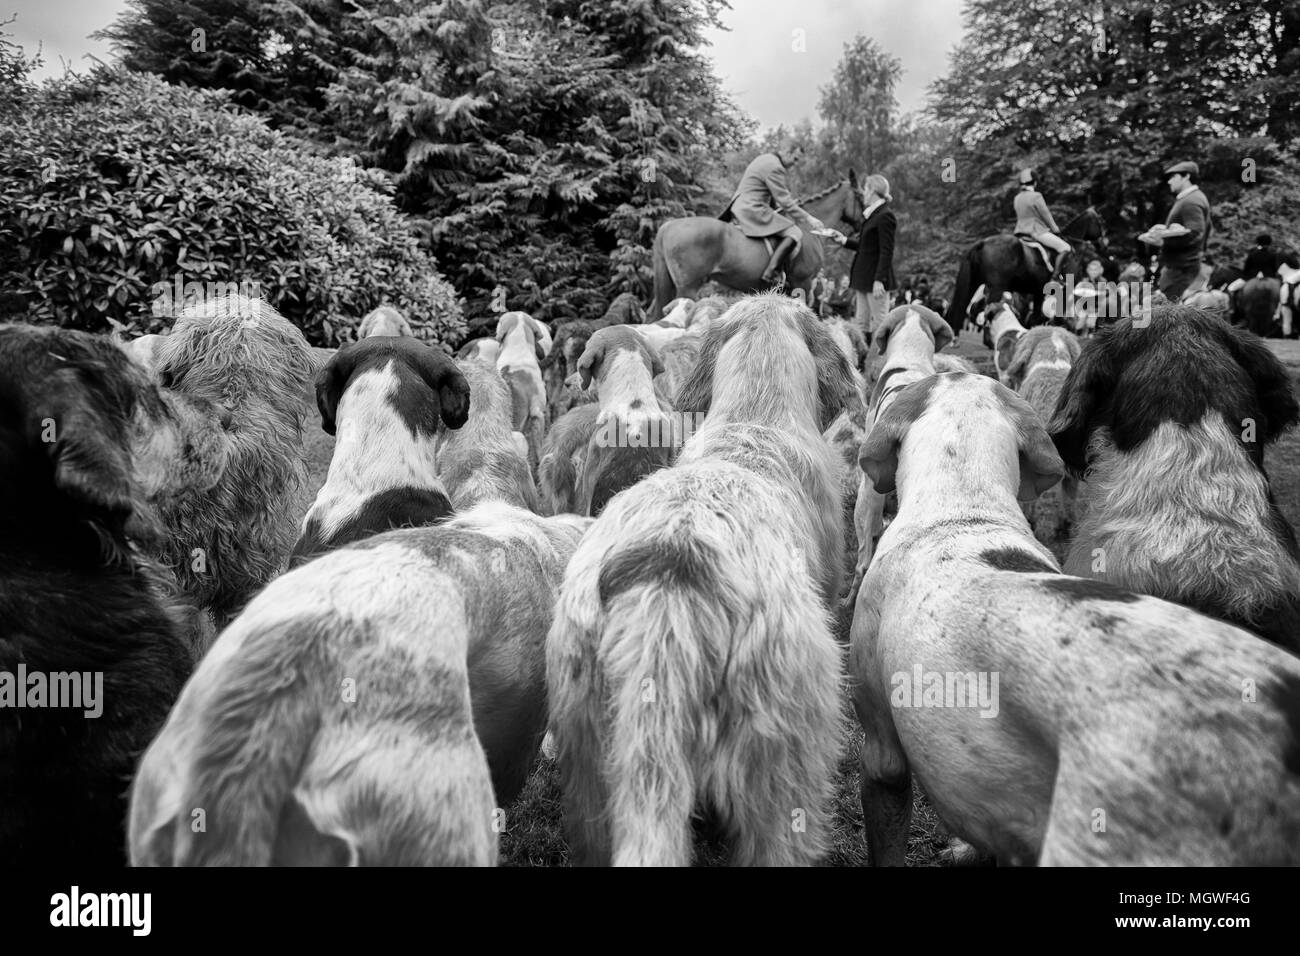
[[102, 0, 749, 325], [0, 68, 463, 345], [928, 0, 1300, 270], [95, 0, 355, 145]]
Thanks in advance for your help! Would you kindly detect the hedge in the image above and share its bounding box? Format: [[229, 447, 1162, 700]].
[[0, 69, 464, 345]]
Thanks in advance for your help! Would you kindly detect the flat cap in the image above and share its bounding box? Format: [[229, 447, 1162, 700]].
[[1163, 160, 1198, 176]]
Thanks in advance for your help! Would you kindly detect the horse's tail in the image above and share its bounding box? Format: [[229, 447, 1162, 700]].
[[649, 224, 676, 322], [946, 243, 981, 334]]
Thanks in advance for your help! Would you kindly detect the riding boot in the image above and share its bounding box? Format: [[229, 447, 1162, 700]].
[[762, 237, 798, 285]]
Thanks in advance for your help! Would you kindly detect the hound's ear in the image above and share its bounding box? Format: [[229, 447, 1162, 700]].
[[874, 307, 907, 354], [42, 382, 136, 522], [576, 340, 605, 390], [999, 384, 1064, 500], [495, 313, 515, 343], [315, 346, 362, 436], [1224, 324, 1300, 444], [917, 305, 954, 351], [1048, 335, 1116, 475], [529, 316, 553, 359], [413, 347, 471, 429], [675, 317, 736, 414], [802, 314, 861, 430], [858, 378, 935, 494], [845, 324, 869, 371], [648, 342, 665, 379], [1004, 339, 1032, 391]]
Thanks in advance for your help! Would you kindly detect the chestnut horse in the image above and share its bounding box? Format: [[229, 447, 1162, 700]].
[[649, 171, 865, 319]]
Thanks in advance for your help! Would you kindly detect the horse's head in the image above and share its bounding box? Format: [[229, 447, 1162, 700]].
[[843, 170, 865, 230]]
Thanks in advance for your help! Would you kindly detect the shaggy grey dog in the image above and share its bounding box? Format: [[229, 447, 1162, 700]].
[[537, 404, 600, 515], [145, 295, 316, 647], [438, 359, 540, 512]]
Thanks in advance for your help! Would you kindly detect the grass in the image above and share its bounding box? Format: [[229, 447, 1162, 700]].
[[292, 335, 1300, 866]]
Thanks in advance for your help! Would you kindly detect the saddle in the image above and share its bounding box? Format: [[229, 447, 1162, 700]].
[[1015, 234, 1054, 272]]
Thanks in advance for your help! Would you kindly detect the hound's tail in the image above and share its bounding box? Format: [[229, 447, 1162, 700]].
[[596, 544, 729, 866], [946, 243, 982, 335], [539, 444, 580, 516], [592, 536, 842, 866]]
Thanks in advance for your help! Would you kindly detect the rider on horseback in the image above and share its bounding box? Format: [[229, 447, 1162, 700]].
[[720, 140, 826, 286], [1013, 168, 1070, 277]]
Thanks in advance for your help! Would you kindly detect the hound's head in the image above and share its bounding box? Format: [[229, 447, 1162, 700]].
[[315, 337, 471, 437], [123, 333, 165, 371], [981, 295, 1023, 353], [575, 325, 665, 392], [456, 337, 500, 365], [660, 298, 697, 329], [690, 297, 734, 333], [357, 305, 413, 339], [447, 358, 513, 435], [496, 311, 553, 362], [674, 294, 861, 431], [0, 324, 231, 546], [1048, 306, 1300, 475], [549, 320, 596, 375], [153, 295, 316, 424], [859, 372, 1063, 503], [1004, 326, 1081, 391], [874, 304, 954, 357], [601, 292, 646, 326]]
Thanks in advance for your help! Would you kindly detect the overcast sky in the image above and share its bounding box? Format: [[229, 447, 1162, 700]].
[[8, 0, 966, 126]]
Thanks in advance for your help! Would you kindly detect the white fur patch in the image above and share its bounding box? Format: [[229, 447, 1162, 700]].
[[305, 363, 443, 537]]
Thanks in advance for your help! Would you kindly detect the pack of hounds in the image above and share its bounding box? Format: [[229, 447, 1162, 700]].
[[3, 289, 1299, 867]]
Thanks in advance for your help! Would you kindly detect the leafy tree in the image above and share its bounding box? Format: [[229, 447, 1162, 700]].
[[103, 0, 747, 326], [929, 0, 1300, 259], [817, 36, 901, 177], [0, 67, 463, 344]]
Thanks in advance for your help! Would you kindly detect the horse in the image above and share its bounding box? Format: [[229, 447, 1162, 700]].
[[946, 208, 1114, 332], [649, 172, 866, 319]]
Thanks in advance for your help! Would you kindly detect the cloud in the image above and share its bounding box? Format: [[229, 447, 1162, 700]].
[[7, 0, 125, 77], [703, 0, 963, 130]]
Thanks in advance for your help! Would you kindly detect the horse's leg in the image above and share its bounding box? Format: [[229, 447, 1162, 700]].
[[650, 227, 679, 321]]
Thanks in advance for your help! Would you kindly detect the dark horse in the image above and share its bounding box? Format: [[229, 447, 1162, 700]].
[[649, 172, 865, 319], [946, 208, 1114, 332]]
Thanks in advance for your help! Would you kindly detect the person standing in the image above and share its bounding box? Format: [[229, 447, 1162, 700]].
[[1148, 160, 1212, 301], [832, 174, 896, 340], [719, 141, 825, 286]]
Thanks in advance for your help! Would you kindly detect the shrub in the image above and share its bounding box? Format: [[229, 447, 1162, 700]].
[[0, 68, 464, 345]]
